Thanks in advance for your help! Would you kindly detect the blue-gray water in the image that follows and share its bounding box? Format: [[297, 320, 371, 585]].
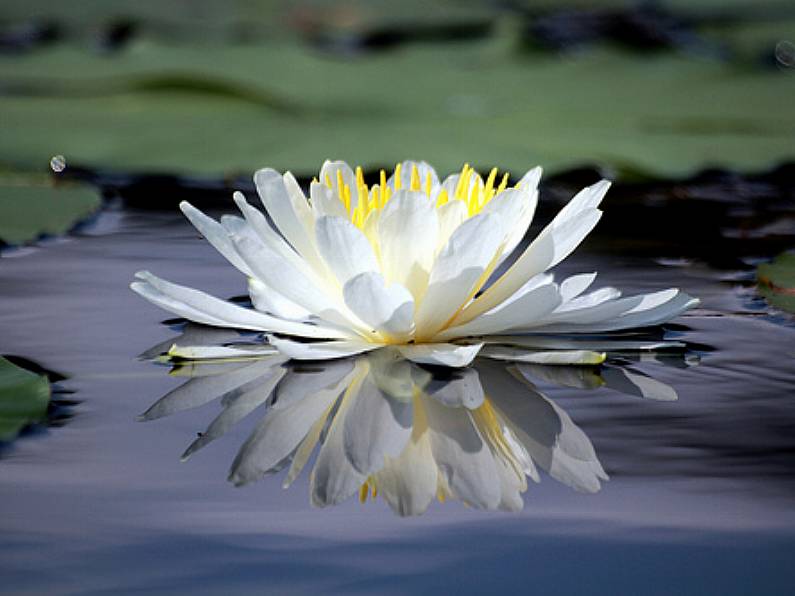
[[2, 207, 795, 595]]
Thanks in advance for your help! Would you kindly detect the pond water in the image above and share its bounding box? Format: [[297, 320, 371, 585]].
[[2, 198, 795, 595]]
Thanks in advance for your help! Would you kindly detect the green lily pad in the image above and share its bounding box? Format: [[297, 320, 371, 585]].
[[0, 182, 101, 246], [758, 252, 795, 314], [0, 356, 51, 442], [0, 3, 793, 179]]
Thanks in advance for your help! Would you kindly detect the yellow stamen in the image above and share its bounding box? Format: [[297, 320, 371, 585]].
[[436, 188, 449, 207], [454, 163, 470, 200], [410, 164, 420, 191], [394, 163, 402, 190], [359, 483, 368, 503], [425, 172, 432, 197], [484, 167, 498, 202], [324, 174, 332, 188], [496, 172, 510, 194]]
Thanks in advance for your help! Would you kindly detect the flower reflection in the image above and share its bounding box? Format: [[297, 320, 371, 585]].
[[140, 328, 691, 516]]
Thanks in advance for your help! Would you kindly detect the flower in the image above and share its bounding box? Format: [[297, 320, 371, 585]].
[[131, 160, 698, 367]]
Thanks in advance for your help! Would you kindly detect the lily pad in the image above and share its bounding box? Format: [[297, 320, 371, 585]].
[[0, 356, 51, 442], [0, 182, 101, 245], [758, 252, 795, 314]]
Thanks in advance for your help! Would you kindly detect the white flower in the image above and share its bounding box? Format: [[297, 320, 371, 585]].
[[131, 160, 699, 367]]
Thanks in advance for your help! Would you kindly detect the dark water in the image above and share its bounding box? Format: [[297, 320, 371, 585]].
[[2, 203, 795, 595]]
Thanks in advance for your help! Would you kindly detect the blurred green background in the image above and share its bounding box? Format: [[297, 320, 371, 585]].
[[0, 0, 793, 243]]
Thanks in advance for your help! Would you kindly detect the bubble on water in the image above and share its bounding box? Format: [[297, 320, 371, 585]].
[[775, 40, 794, 68], [50, 155, 66, 173]]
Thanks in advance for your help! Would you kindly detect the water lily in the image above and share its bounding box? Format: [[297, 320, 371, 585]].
[[131, 160, 698, 367]]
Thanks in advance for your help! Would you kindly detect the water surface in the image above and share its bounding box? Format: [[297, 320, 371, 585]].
[[2, 204, 795, 595]]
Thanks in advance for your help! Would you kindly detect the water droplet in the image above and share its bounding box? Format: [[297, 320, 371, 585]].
[[50, 155, 66, 173], [775, 40, 794, 68]]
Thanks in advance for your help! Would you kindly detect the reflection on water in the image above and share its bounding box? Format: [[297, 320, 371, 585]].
[[140, 327, 689, 516]]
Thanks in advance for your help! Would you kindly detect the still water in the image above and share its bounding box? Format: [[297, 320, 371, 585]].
[[2, 202, 795, 595]]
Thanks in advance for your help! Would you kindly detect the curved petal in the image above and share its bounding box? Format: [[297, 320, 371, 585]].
[[378, 190, 439, 300], [454, 180, 610, 326], [398, 343, 482, 368], [414, 212, 505, 340], [437, 283, 561, 340], [179, 201, 251, 275], [248, 277, 312, 321], [343, 272, 414, 341], [267, 336, 379, 361], [315, 216, 379, 286], [131, 271, 349, 339], [254, 168, 323, 268]]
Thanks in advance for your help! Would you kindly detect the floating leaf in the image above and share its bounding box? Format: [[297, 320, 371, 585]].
[[757, 252, 795, 314], [0, 356, 51, 442], [0, 182, 100, 245], [0, 28, 793, 178]]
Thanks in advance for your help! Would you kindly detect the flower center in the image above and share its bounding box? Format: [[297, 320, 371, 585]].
[[317, 163, 511, 230]]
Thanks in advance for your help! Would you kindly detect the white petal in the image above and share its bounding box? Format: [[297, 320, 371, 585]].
[[483, 186, 537, 260], [248, 277, 311, 321], [414, 213, 505, 340], [398, 343, 482, 368], [437, 283, 561, 340], [319, 160, 360, 209], [131, 272, 348, 339], [167, 343, 278, 361], [435, 199, 467, 251], [539, 290, 699, 333], [517, 166, 543, 192], [310, 181, 348, 218], [479, 347, 607, 365], [454, 181, 610, 325], [387, 160, 440, 192], [378, 190, 439, 300], [268, 336, 379, 361], [232, 234, 361, 331], [559, 272, 597, 302], [231, 193, 315, 275], [179, 201, 251, 275], [315, 216, 379, 285], [342, 272, 414, 340], [254, 168, 322, 266]]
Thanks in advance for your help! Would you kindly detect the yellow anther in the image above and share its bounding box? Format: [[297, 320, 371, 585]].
[[496, 172, 510, 194], [410, 164, 420, 191], [436, 188, 449, 207], [425, 172, 432, 197], [484, 167, 498, 198], [359, 483, 368, 503], [356, 165, 364, 189], [325, 174, 332, 188], [343, 183, 352, 213], [394, 163, 402, 190], [454, 163, 470, 200], [379, 169, 386, 196], [311, 176, 319, 185]]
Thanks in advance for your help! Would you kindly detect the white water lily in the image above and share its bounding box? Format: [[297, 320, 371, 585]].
[[132, 160, 699, 367]]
